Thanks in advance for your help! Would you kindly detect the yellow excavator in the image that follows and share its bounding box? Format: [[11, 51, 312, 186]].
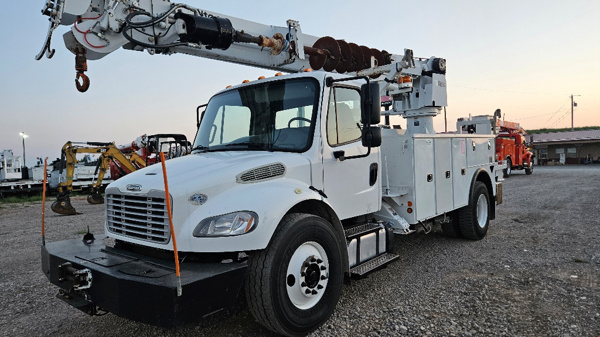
[[52, 134, 189, 215]]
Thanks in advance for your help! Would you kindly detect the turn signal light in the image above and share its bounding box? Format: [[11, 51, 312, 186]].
[[407, 208, 413, 214], [399, 76, 412, 84]]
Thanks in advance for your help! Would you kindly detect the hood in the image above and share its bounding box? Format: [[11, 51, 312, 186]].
[[107, 151, 312, 197]]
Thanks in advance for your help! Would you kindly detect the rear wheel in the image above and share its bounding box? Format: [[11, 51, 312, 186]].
[[458, 181, 490, 240], [503, 157, 512, 178], [245, 213, 344, 336]]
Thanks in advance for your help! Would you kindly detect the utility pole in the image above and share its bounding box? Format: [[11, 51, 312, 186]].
[[571, 94, 581, 131]]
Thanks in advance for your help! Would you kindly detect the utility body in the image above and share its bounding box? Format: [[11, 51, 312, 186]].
[[0, 150, 49, 197], [37, 1, 503, 336]]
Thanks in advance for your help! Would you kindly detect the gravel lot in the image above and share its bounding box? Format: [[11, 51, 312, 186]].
[[1, 165, 599, 336]]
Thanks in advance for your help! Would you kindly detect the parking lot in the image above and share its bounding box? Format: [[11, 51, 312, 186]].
[[0, 165, 598, 336]]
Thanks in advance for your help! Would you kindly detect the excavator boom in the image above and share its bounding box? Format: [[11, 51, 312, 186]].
[[51, 134, 190, 215]]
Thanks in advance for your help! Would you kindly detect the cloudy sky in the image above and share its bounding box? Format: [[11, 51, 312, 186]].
[[1, 0, 598, 165]]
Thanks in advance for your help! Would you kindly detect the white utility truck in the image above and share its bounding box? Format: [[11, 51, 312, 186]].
[[37, 1, 503, 336]]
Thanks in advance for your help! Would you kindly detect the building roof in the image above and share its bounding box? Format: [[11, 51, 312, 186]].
[[530, 129, 600, 144]]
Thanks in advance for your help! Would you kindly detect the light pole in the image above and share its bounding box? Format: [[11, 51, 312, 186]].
[[19, 132, 28, 167]]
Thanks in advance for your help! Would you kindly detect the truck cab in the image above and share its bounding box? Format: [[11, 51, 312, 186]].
[[104, 72, 380, 254]]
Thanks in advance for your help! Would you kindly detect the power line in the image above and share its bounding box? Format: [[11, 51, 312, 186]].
[[453, 84, 561, 97], [546, 109, 571, 128], [512, 112, 556, 121], [544, 98, 571, 127]]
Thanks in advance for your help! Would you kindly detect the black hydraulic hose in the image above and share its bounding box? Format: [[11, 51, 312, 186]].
[[122, 26, 188, 49], [125, 5, 180, 28]]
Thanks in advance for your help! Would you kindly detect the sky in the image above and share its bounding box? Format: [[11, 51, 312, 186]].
[[1, 0, 599, 166]]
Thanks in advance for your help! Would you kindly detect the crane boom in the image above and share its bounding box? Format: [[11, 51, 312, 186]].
[[36, 0, 447, 129]]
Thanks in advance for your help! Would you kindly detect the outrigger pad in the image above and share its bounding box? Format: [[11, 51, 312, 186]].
[[51, 195, 77, 215]]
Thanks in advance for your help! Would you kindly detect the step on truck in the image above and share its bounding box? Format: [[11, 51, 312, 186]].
[[36, 1, 504, 336]]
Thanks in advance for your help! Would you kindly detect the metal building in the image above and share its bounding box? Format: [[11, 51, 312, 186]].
[[530, 129, 600, 165]]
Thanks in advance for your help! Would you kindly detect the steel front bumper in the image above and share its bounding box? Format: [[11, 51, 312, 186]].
[[41, 239, 247, 327]]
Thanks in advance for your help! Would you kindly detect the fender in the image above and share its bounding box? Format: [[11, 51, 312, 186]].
[[173, 178, 329, 252], [285, 198, 350, 275]]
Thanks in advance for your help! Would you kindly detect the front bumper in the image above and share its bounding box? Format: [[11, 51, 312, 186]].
[[41, 239, 247, 327]]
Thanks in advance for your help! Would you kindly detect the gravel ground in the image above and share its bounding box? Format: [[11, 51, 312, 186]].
[[0, 165, 598, 337]]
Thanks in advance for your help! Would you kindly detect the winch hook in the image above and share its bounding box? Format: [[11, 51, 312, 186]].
[[75, 72, 90, 93], [75, 48, 90, 92]]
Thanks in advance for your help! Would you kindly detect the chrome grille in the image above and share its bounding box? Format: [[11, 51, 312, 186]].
[[236, 163, 286, 183], [106, 193, 170, 244]]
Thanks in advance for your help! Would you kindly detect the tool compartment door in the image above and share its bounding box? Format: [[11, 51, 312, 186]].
[[452, 138, 469, 209], [413, 138, 435, 220], [434, 138, 453, 213]]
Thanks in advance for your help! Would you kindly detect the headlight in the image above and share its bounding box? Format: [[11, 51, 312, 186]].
[[193, 211, 258, 237]]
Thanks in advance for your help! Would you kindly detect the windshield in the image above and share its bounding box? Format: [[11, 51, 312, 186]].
[[193, 78, 319, 153]]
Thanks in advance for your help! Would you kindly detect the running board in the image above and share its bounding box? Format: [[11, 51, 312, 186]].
[[350, 253, 399, 277], [344, 222, 397, 277], [344, 223, 381, 239]]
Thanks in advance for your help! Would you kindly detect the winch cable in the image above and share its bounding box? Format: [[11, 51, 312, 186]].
[[41, 158, 48, 246], [159, 152, 182, 296]]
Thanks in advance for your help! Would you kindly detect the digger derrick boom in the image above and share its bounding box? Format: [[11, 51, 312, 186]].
[[36, 0, 445, 110]]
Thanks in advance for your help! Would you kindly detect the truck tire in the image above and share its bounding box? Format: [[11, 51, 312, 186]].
[[457, 181, 490, 240], [503, 158, 512, 178], [245, 213, 344, 336], [525, 162, 533, 175]]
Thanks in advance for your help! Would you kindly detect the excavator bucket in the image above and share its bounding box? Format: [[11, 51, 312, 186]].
[[51, 193, 77, 215], [87, 191, 104, 204]]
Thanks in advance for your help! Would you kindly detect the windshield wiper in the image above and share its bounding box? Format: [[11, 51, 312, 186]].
[[224, 141, 273, 152], [191, 145, 209, 152]]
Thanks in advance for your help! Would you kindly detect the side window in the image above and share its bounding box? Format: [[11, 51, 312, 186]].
[[327, 87, 362, 146]]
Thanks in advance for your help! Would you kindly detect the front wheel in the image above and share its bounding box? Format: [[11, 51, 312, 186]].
[[458, 181, 490, 240], [245, 213, 344, 336], [525, 161, 533, 175], [503, 157, 512, 178]]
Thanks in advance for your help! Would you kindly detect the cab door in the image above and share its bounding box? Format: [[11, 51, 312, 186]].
[[322, 85, 381, 220]]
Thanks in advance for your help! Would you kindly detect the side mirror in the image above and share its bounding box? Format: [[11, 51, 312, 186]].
[[361, 82, 381, 125], [362, 126, 382, 148]]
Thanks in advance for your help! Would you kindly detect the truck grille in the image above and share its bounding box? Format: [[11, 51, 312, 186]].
[[106, 193, 171, 244]]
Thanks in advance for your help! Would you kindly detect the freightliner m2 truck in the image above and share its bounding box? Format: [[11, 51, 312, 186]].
[[37, 1, 503, 335]]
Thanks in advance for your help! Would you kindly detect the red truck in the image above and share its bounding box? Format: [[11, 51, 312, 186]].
[[495, 120, 533, 177]]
